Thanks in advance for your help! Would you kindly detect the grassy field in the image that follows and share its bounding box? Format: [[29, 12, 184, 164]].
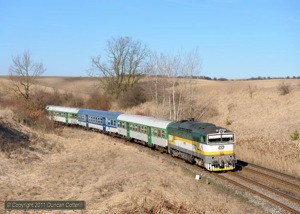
[[0, 76, 299, 213]]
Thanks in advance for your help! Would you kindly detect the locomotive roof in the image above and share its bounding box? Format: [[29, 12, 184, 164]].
[[45, 105, 80, 114], [169, 120, 232, 134], [118, 114, 173, 129], [78, 109, 121, 118]]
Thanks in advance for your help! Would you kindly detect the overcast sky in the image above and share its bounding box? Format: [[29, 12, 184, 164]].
[[1, 0, 299, 79]]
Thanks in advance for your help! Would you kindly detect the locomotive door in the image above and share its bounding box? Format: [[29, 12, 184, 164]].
[[147, 127, 152, 146]]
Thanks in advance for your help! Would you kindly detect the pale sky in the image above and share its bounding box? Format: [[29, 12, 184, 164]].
[[1, 0, 299, 79]]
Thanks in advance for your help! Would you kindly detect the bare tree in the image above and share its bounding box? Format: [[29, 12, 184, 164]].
[[89, 36, 149, 97], [9, 51, 46, 101], [146, 49, 201, 121]]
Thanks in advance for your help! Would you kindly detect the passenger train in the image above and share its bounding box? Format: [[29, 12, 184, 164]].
[[46, 105, 237, 171]]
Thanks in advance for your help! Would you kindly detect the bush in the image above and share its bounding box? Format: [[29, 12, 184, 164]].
[[118, 85, 147, 109], [226, 118, 233, 125], [278, 82, 292, 95], [291, 130, 299, 141], [85, 92, 112, 110]]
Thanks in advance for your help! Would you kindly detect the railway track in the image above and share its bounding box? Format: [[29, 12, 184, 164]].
[[236, 161, 300, 199], [118, 138, 300, 213], [237, 161, 300, 186], [216, 172, 300, 214], [69, 127, 300, 213]]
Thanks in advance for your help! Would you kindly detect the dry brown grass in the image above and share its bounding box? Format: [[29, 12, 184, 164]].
[[0, 76, 299, 213], [128, 78, 300, 176], [0, 123, 263, 213]]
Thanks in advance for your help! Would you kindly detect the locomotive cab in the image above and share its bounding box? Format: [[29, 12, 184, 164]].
[[206, 129, 236, 171]]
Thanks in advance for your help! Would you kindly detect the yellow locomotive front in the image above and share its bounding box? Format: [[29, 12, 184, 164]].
[[200, 128, 236, 171]]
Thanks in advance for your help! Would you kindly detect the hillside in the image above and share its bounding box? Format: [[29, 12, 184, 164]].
[[0, 76, 299, 213], [0, 109, 264, 213], [127, 78, 300, 175], [1, 76, 298, 175]]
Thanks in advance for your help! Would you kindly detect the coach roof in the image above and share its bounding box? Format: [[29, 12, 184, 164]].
[[117, 114, 173, 129], [45, 105, 80, 114], [78, 108, 121, 118]]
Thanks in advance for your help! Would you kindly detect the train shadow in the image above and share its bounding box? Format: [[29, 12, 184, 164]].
[[234, 160, 248, 172]]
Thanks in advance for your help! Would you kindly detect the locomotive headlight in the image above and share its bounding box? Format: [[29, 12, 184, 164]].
[[216, 129, 219, 133]]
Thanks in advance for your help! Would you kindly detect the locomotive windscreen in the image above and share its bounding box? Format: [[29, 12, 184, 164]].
[[207, 134, 234, 143]]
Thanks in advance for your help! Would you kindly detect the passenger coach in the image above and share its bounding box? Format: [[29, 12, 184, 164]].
[[117, 114, 173, 148], [77, 109, 121, 134], [46, 105, 79, 125]]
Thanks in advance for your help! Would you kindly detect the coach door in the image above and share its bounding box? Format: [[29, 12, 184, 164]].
[[147, 127, 152, 146], [126, 122, 130, 140], [103, 117, 106, 133], [65, 113, 69, 125], [86, 115, 89, 129]]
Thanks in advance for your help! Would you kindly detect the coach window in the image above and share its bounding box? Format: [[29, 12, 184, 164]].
[[154, 129, 158, 137], [157, 129, 161, 138], [130, 124, 133, 130], [162, 130, 165, 138]]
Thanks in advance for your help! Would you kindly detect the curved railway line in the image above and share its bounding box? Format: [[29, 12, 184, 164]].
[[236, 161, 300, 199], [119, 137, 300, 213], [67, 125, 300, 213], [216, 171, 300, 214]]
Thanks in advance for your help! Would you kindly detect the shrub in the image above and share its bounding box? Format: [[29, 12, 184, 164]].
[[226, 118, 233, 125], [278, 82, 292, 95], [291, 130, 299, 141], [85, 92, 112, 110], [118, 85, 147, 109]]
